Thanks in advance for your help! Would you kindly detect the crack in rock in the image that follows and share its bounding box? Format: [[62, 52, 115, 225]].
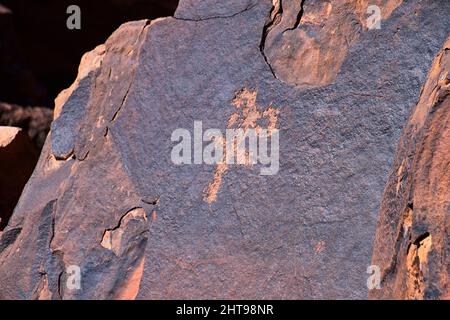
[[101, 207, 148, 256]]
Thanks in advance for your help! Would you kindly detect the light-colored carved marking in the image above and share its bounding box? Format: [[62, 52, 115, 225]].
[[204, 89, 279, 203], [315, 240, 325, 253]]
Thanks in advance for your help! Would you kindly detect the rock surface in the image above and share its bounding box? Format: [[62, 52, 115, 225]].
[[0, 0, 449, 299], [370, 37, 450, 300], [263, 0, 404, 87]]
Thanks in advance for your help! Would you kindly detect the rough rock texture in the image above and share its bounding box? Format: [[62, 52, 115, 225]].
[[370, 37, 450, 300], [0, 102, 53, 149], [0, 126, 39, 230], [0, 0, 449, 299]]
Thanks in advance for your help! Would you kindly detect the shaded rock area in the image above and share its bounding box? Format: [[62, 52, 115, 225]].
[[0, 126, 39, 230], [263, 0, 404, 88], [0, 0, 449, 299], [370, 37, 450, 300]]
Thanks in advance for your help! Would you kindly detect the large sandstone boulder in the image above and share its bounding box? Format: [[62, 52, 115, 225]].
[[0, 0, 448, 299], [370, 37, 449, 300]]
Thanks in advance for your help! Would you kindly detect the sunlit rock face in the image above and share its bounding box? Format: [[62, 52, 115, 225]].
[[262, 0, 404, 87], [370, 37, 450, 300], [0, 0, 449, 299]]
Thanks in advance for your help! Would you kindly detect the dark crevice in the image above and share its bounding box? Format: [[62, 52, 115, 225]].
[[260, 1, 283, 52], [259, 1, 283, 79], [32, 271, 48, 299], [406, 241, 412, 254], [49, 206, 57, 251], [413, 232, 430, 246], [57, 270, 63, 299], [259, 0, 307, 78], [111, 81, 133, 123], [174, 3, 258, 21], [141, 196, 160, 206], [76, 149, 89, 162], [104, 207, 144, 235], [283, 0, 306, 33], [55, 149, 74, 161]]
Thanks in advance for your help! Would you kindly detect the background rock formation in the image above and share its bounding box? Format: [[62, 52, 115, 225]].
[[0, 102, 52, 149], [370, 37, 449, 300], [0, 1, 179, 233], [0, 126, 38, 230], [0, 5, 56, 228], [0, 102, 51, 230], [0, 0, 449, 299]]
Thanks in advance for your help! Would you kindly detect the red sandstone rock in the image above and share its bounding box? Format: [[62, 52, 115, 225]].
[[0, 0, 449, 300], [370, 37, 450, 300]]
